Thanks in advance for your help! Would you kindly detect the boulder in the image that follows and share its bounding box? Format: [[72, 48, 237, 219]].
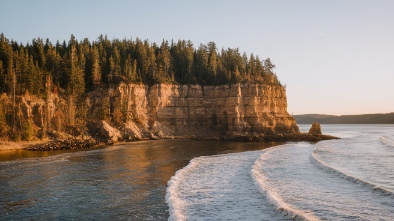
[[97, 121, 123, 142], [123, 121, 142, 141], [308, 122, 322, 135]]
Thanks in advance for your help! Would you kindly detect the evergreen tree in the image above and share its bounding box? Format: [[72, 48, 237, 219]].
[[67, 45, 85, 98], [32, 38, 45, 68], [207, 42, 217, 84], [193, 44, 209, 84], [264, 57, 275, 73], [91, 46, 101, 87]]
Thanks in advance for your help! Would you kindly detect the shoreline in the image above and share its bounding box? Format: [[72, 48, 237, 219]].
[[0, 132, 338, 152], [0, 140, 53, 151]]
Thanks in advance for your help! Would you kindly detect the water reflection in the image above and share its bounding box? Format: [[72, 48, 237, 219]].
[[0, 140, 282, 220]]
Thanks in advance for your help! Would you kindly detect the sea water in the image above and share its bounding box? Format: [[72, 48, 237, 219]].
[[0, 139, 278, 220], [167, 125, 394, 220], [1, 125, 394, 220]]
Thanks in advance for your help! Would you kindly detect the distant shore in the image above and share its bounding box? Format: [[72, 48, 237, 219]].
[[294, 113, 394, 124]]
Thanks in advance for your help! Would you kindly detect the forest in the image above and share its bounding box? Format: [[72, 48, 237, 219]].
[[0, 33, 280, 97], [0, 33, 281, 141]]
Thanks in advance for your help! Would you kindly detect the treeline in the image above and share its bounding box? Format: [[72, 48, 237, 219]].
[[0, 33, 281, 98], [294, 113, 394, 124]]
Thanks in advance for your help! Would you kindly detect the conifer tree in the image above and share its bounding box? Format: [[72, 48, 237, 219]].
[[264, 57, 275, 73], [67, 44, 85, 126], [91, 46, 101, 87], [207, 42, 217, 84]]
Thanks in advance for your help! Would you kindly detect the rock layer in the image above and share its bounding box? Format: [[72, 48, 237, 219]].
[[86, 83, 299, 139]]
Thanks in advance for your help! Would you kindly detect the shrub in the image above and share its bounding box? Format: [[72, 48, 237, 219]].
[[22, 121, 34, 141]]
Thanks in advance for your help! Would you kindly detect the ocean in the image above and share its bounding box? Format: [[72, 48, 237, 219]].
[[1, 125, 393, 220]]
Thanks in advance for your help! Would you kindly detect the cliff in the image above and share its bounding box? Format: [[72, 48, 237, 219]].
[[85, 83, 299, 140], [0, 82, 340, 144]]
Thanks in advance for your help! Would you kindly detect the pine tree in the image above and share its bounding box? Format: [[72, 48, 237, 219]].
[[67, 44, 85, 126], [32, 38, 45, 68], [207, 42, 217, 84], [91, 46, 101, 87], [264, 57, 275, 73]]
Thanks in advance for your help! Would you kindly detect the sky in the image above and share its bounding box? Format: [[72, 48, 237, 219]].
[[1, 0, 393, 115]]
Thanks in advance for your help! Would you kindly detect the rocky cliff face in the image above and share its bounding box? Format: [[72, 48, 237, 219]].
[[0, 82, 299, 142], [85, 83, 299, 140]]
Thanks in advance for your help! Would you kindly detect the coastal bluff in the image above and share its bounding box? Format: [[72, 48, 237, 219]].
[[85, 83, 300, 141]]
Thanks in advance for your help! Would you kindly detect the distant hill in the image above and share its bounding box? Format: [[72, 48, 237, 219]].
[[294, 113, 394, 124]]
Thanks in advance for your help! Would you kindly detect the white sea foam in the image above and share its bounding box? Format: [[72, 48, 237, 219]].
[[253, 142, 394, 220], [251, 147, 321, 221], [166, 157, 202, 221], [166, 151, 289, 221], [311, 148, 394, 196]]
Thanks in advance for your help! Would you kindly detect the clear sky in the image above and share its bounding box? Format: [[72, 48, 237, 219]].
[[1, 0, 393, 115]]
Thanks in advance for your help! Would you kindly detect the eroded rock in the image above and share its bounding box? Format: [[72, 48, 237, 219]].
[[308, 122, 322, 135], [85, 83, 300, 138]]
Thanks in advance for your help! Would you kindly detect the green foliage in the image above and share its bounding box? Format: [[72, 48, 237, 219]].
[[21, 120, 34, 141], [0, 33, 282, 97], [0, 100, 7, 137]]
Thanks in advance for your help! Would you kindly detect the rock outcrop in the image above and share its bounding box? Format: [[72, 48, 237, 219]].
[[123, 121, 143, 141], [85, 83, 299, 140], [308, 122, 322, 135], [88, 120, 123, 143]]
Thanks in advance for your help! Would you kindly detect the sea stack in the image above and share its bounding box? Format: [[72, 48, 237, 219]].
[[308, 122, 322, 135]]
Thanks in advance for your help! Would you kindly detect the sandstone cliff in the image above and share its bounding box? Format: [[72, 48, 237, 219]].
[[0, 82, 300, 142], [85, 83, 299, 140]]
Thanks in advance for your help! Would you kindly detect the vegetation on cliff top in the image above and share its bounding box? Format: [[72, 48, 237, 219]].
[[0, 33, 281, 98]]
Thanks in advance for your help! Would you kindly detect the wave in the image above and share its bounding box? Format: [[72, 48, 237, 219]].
[[251, 148, 321, 221], [311, 149, 394, 197], [379, 136, 394, 148], [166, 157, 204, 221]]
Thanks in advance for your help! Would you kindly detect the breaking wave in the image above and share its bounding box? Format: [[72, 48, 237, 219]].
[[166, 157, 203, 221], [251, 148, 321, 221], [311, 148, 394, 197]]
